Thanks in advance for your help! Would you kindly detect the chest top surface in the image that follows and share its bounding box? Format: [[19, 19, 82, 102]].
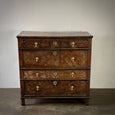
[[17, 31, 93, 38]]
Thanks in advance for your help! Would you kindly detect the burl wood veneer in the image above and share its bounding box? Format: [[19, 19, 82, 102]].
[[17, 31, 93, 105]]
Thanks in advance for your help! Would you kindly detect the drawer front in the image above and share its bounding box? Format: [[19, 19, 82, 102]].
[[25, 80, 87, 96], [21, 39, 88, 49], [51, 40, 88, 48], [22, 40, 50, 48], [23, 50, 60, 67], [23, 70, 87, 79], [60, 50, 87, 68], [23, 50, 88, 68]]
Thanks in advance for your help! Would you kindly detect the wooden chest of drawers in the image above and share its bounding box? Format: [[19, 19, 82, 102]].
[[17, 31, 93, 105]]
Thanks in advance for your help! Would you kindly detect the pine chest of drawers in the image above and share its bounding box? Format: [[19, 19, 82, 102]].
[[17, 31, 93, 105]]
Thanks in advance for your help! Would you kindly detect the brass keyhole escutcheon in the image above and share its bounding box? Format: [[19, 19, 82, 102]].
[[34, 42, 38, 48], [35, 57, 39, 62], [71, 57, 75, 62], [71, 41, 75, 48], [36, 86, 39, 91], [71, 85, 74, 91], [71, 72, 74, 77], [53, 81, 57, 86], [53, 41, 57, 47], [53, 71, 58, 76], [53, 51, 57, 56]]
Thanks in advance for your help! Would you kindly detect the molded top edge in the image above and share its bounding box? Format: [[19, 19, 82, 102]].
[[17, 31, 93, 38]]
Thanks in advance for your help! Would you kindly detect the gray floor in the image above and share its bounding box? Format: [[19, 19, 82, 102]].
[[0, 89, 115, 115]]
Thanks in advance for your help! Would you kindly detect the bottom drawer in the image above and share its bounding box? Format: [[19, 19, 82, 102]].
[[24, 80, 87, 97]]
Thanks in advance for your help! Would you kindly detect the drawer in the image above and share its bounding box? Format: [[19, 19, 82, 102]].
[[24, 80, 87, 96], [51, 40, 88, 48], [21, 39, 88, 49], [23, 70, 87, 79], [22, 40, 50, 48], [22, 50, 88, 68], [23, 50, 60, 67]]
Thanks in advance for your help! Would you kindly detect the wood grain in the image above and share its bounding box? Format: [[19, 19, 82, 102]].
[[23, 70, 87, 79], [17, 31, 93, 38], [23, 50, 88, 68], [21, 39, 88, 49], [24, 80, 87, 97]]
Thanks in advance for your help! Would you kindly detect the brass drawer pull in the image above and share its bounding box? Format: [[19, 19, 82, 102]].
[[53, 51, 57, 56], [53, 71, 58, 76], [53, 41, 57, 46], [72, 41, 75, 47], [36, 86, 39, 91], [34, 42, 38, 48], [71, 85, 74, 91], [35, 57, 39, 62], [53, 81, 57, 86], [36, 73, 39, 77], [71, 72, 74, 77], [71, 57, 75, 62]]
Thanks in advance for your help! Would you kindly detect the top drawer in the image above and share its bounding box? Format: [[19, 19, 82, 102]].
[[20, 39, 89, 49]]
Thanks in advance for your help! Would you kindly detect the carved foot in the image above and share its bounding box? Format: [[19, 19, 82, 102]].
[[21, 99, 25, 106], [85, 99, 89, 105]]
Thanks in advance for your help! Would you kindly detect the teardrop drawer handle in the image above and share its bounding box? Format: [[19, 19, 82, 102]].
[[71, 72, 74, 77], [53, 81, 57, 86], [71, 41, 75, 47], [36, 86, 39, 91], [35, 57, 39, 62], [36, 73, 39, 77], [71, 57, 75, 62], [34, 42, 38, 48], [71, 85, 74, 91]]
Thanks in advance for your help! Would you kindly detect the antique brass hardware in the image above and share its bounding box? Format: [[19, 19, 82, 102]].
[[71, 85, 74, 91], [36, 86, 39, 91], [53, 41, 57, 46], [71, 72, 74, 77], [36, 73, 39, 77], [71, 57, 75, 62], [34, 42, 38, 48], [53, 81, 57, 86], [53, 51, 57, 56], [53, 71, 58, 76], [35, 57, 39, 62], [72, 41, 75, 47]]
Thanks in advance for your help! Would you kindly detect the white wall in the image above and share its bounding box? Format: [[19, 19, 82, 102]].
[[0, 0, 115, 88]]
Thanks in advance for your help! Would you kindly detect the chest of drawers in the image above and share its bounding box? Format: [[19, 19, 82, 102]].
[[17, 31, 93, 105]]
